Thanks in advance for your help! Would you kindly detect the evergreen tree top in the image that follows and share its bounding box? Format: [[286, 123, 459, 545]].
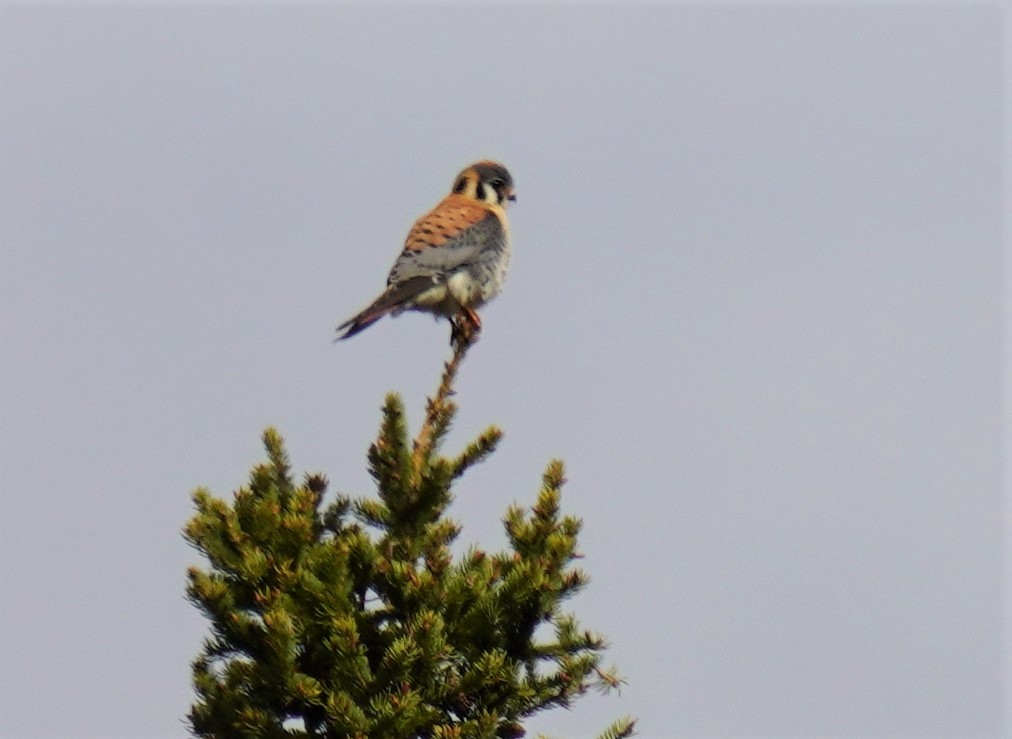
[[184, 340, 635, 739]]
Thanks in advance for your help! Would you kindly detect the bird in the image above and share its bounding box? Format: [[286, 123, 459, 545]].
[[335, 160, 516, 346]]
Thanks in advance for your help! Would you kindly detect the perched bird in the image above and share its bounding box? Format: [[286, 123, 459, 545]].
[[336, 160, 516, 345]]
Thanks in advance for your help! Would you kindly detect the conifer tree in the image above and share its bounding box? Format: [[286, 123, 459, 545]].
[[184, 340, 635, 738]]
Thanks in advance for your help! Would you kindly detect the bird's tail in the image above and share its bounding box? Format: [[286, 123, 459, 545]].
[[335, 309, 387, 341], [335, 276, 437, 341]]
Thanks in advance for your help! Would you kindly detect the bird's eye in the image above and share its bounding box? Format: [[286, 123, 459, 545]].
[[491, 178, 505, 188]]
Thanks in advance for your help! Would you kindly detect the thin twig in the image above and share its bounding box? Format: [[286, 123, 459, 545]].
[[411, 334, 472, 473]]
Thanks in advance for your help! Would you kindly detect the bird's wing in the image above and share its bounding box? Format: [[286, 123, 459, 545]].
[[388, 201, 505, 285], [403, 195, 494, 251]]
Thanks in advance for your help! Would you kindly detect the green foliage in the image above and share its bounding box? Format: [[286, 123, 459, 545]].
[[184, 344, 635, 738]]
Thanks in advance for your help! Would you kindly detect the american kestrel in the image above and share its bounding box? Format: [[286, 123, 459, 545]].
[[336, 160, 516, 345]]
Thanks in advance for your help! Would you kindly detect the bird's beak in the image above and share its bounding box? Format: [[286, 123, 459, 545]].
[[506, 190, 517, 202]]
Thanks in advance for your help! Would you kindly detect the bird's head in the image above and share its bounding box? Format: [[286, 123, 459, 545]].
[[452, 161, 516, 207]]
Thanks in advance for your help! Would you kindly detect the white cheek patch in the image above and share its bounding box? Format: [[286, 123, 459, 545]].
[[478, 182, 498, 204]]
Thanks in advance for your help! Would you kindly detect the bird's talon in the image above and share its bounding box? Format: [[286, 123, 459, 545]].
[[450, 313, 481, 348]]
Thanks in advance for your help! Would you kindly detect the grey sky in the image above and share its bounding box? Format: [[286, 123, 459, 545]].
[[0, 4, 1006, 738]]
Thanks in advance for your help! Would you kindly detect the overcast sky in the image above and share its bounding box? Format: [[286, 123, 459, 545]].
[[1, 4, 1007, 738]]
